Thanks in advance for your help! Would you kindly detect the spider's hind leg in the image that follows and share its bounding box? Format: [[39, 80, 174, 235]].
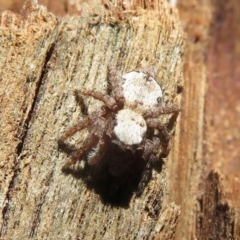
[[87, 138, 107, 166], [58, 117, 91, 144], [143, 104, 181, 118], [136, 137, 161, 196], [136, 159, 153, 197]]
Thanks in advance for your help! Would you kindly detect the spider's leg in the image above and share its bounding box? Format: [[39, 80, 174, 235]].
[[145, 118, 170, 141], [108, 67, 124, 106], [74, 89, 117, 110], [87, 138, 107, 165], [143, 104, 181, 118], [142, 138, 161, 161], [62, 133, 98, 171], [59, 107, 106, 144], [74, 90, 88, 115], [136, 138, 161, 196], [136, 160, 153, 196], [87, 116, 113, 165], [58, 117, 91, 143]]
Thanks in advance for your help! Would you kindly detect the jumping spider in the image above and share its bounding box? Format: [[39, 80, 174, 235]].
[[58, 68, 181, 195]]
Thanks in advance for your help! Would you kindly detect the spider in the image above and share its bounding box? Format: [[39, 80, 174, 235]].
[[58, 68, 181, 195]]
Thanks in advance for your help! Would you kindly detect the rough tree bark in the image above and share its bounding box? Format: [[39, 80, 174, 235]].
[[174, 1, 240, 239], [0, 0, 240, 240]]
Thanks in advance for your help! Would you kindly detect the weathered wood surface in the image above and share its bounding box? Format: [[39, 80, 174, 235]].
[[0, 1, 185, 239], [173, 1, 240, 239], [1, 0, 240, 239]]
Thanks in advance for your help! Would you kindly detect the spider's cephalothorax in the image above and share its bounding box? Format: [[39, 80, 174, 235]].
[[58, 68, 181, 195]]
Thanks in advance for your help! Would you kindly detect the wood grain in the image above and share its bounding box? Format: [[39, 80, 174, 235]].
[[0, 1, 184, 239]]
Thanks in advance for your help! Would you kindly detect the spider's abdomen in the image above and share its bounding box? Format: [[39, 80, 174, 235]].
[[122, 71, 163, 113], [113, 109, 147, 145]]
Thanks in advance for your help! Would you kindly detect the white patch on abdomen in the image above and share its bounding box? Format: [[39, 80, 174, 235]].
[[122, 71, 163, 113]]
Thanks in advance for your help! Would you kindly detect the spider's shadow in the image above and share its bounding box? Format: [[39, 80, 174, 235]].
[[60, 144, 164, 207]]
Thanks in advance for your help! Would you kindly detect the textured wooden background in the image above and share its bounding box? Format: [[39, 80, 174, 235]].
[[0, 0, 239, 239]]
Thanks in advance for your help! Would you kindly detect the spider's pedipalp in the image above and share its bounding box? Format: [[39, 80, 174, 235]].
[[142, 137, 161, 161], [146, 118, 170, 141], [75, 89, 118, 110], [142, 139, 155, 160]]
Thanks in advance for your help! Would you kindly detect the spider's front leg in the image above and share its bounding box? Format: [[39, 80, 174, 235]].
[[143, 104, 181, 118], [74, 89, 118, 111], [145, 118, 170, 142]]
